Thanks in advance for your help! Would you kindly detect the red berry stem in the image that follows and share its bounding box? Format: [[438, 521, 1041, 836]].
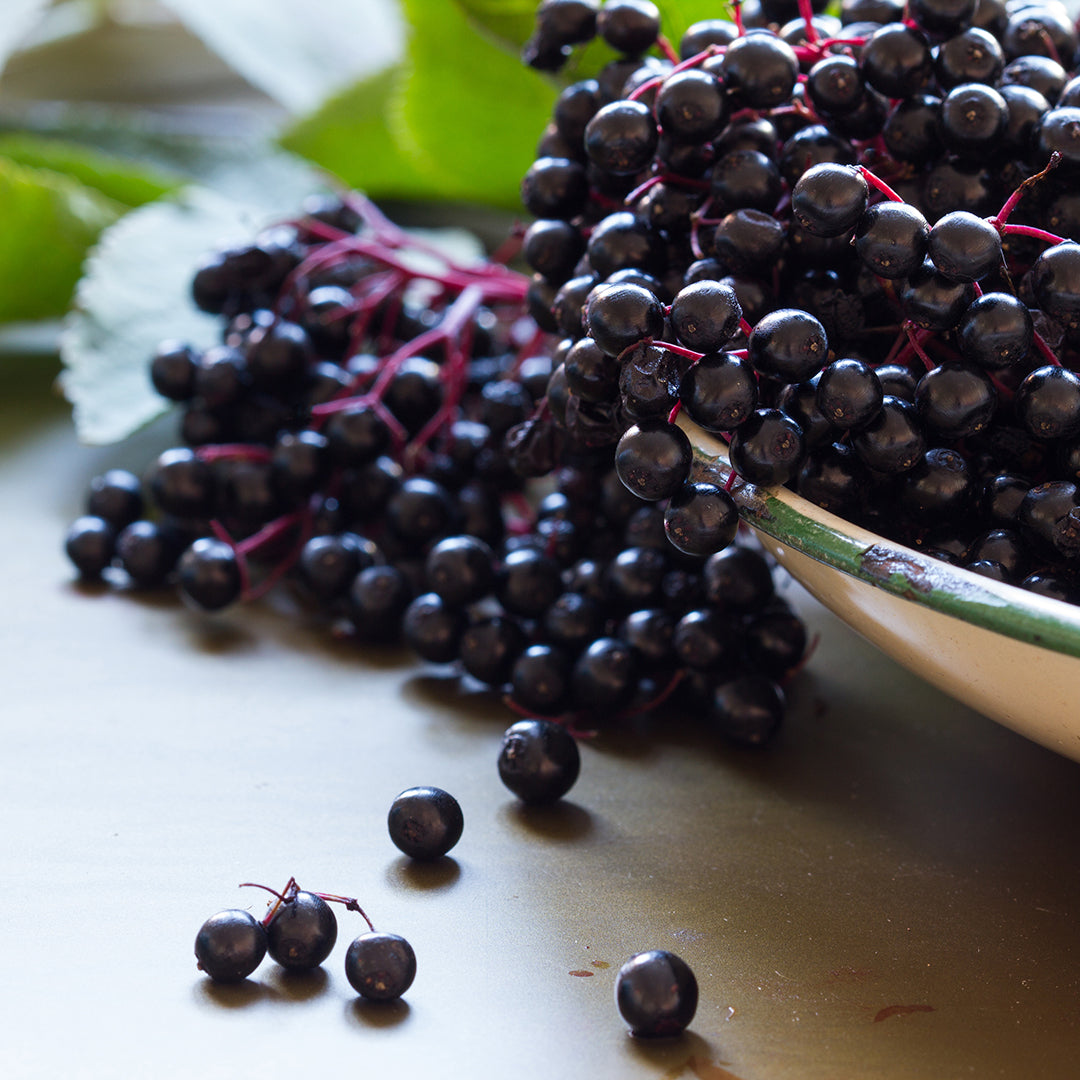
[[856, 165, 904, 203], [310, 891, 376, 932], [989, 151, 1061, 229], [1033, 327, 1062, 367], [903, 322, 936, 371], [655, 33, 680, 65], [650, 339, 705, 362], [194, 444, 272, 464], [1000, 223, 1067, 246]]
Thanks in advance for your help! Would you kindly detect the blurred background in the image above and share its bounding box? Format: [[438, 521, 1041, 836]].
[[0, 0, 566, 441]]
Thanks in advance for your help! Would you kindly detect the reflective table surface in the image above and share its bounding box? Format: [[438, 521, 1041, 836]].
[[3, 357, 1078, 1079]]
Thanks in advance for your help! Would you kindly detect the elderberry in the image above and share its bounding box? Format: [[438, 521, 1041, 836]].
[[614, 950, 698, 1037], [387, 786, 464, 860]]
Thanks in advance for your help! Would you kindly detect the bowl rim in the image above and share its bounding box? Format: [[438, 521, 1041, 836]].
[[684, 419, 1080, 660]]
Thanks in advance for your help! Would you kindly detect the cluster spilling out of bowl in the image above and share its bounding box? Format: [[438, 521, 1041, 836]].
[[686, 421, 1080, 763]]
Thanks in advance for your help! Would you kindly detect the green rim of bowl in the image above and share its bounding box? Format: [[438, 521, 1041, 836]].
[[684, 419, 1080, 660]]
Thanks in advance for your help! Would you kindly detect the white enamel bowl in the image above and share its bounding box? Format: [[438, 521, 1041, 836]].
[[685, 420, 1080, 764]]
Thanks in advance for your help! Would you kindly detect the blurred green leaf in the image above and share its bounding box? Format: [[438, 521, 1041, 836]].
[[60, 188, 248, 445], [396, 0, 557, 208], [282, 3, 558, 210], [0, 156, 122, 324], [453, 0, 538, 49], [280, 65, 437, 201], [0, 132, 180, 207], [60, 144, 333, 445]]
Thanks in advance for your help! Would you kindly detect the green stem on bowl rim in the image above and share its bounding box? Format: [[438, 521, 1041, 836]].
[[682, 418, 1080, 661]]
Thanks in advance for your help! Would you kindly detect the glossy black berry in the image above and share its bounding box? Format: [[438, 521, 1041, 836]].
[[669, 281, 742, 354], [573, 636, 637, 711], [853, 201, 929, 280], [115, 520, 181, 587], [178, 538, 242, 611], [915, 362, 996, 439], [267, 891, 337, 971], [1014, 366, 1080, 441], [425, 535, 495, 608], [150, 340, 198, 401], [927, 211, 1002, 283], [64, 515, 116, 578], [510, 644, 572, 714], [615, 421, 693, 502], [402, 593, 467, 664], [956, 292, 1033, 369], [720, 32, 799, 109], [584, 100, 658, 176], [748, 309, 828, 383], [460, 615, 526, 685], [654, 69, 726, 143], [596, 0, 660, 54], [585, 283, 665, 357], [195, 910, 268, 983], [345, 932, 417, 1001], [728, 408, 806, 486], [860, 24, 933, 99], [663, 481, 739, 557], [792, 164, 868, 238], [615, 950, 698, 1038], [497, 718, 580, 804], [387, 786, 464, 860], [851, 396, 925, 473], [709, 674, 786, 744], [679, 351, 758, 434]]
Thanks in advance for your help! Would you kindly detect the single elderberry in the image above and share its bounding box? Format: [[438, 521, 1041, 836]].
[[584, 100, 658, 176], [669, 281, 742, 355], [387, 786, 464, 860], [195, 910, 268, 983], [1014, 366, 1080, 441], [615, 950, 698, 1038], [728, 408, 806, 486], [749, 309, 828, 383], [178, 538, 242, 612], [65, 515, 116, 578], [497, 718, 581, 804], [615, 421, 693, 502], [267, 891, 337, 971], [927, 211, 1002, 283], [663, 481, 738, 557], [345, 932, 417, 1001], [792, 164, 869, 238], [585, 283, 665, 358], [854, 202, 929, 280]]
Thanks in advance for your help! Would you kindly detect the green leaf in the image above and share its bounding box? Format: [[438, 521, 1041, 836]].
[[0, 156, 122, 324], [157, 0, 403, 113], [452, 0, 538, 50], [0, 132, 180, 208], [396, 0, 557, 208], [60, 137, 336, 446], [280, 65, 437, 202], [59, 188, 269, 446]]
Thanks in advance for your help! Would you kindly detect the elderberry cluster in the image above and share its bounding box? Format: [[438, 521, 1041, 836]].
[[64, 190, 807, 747], [519, 0, 1080, 602], [195, 876, 416, 1000]]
